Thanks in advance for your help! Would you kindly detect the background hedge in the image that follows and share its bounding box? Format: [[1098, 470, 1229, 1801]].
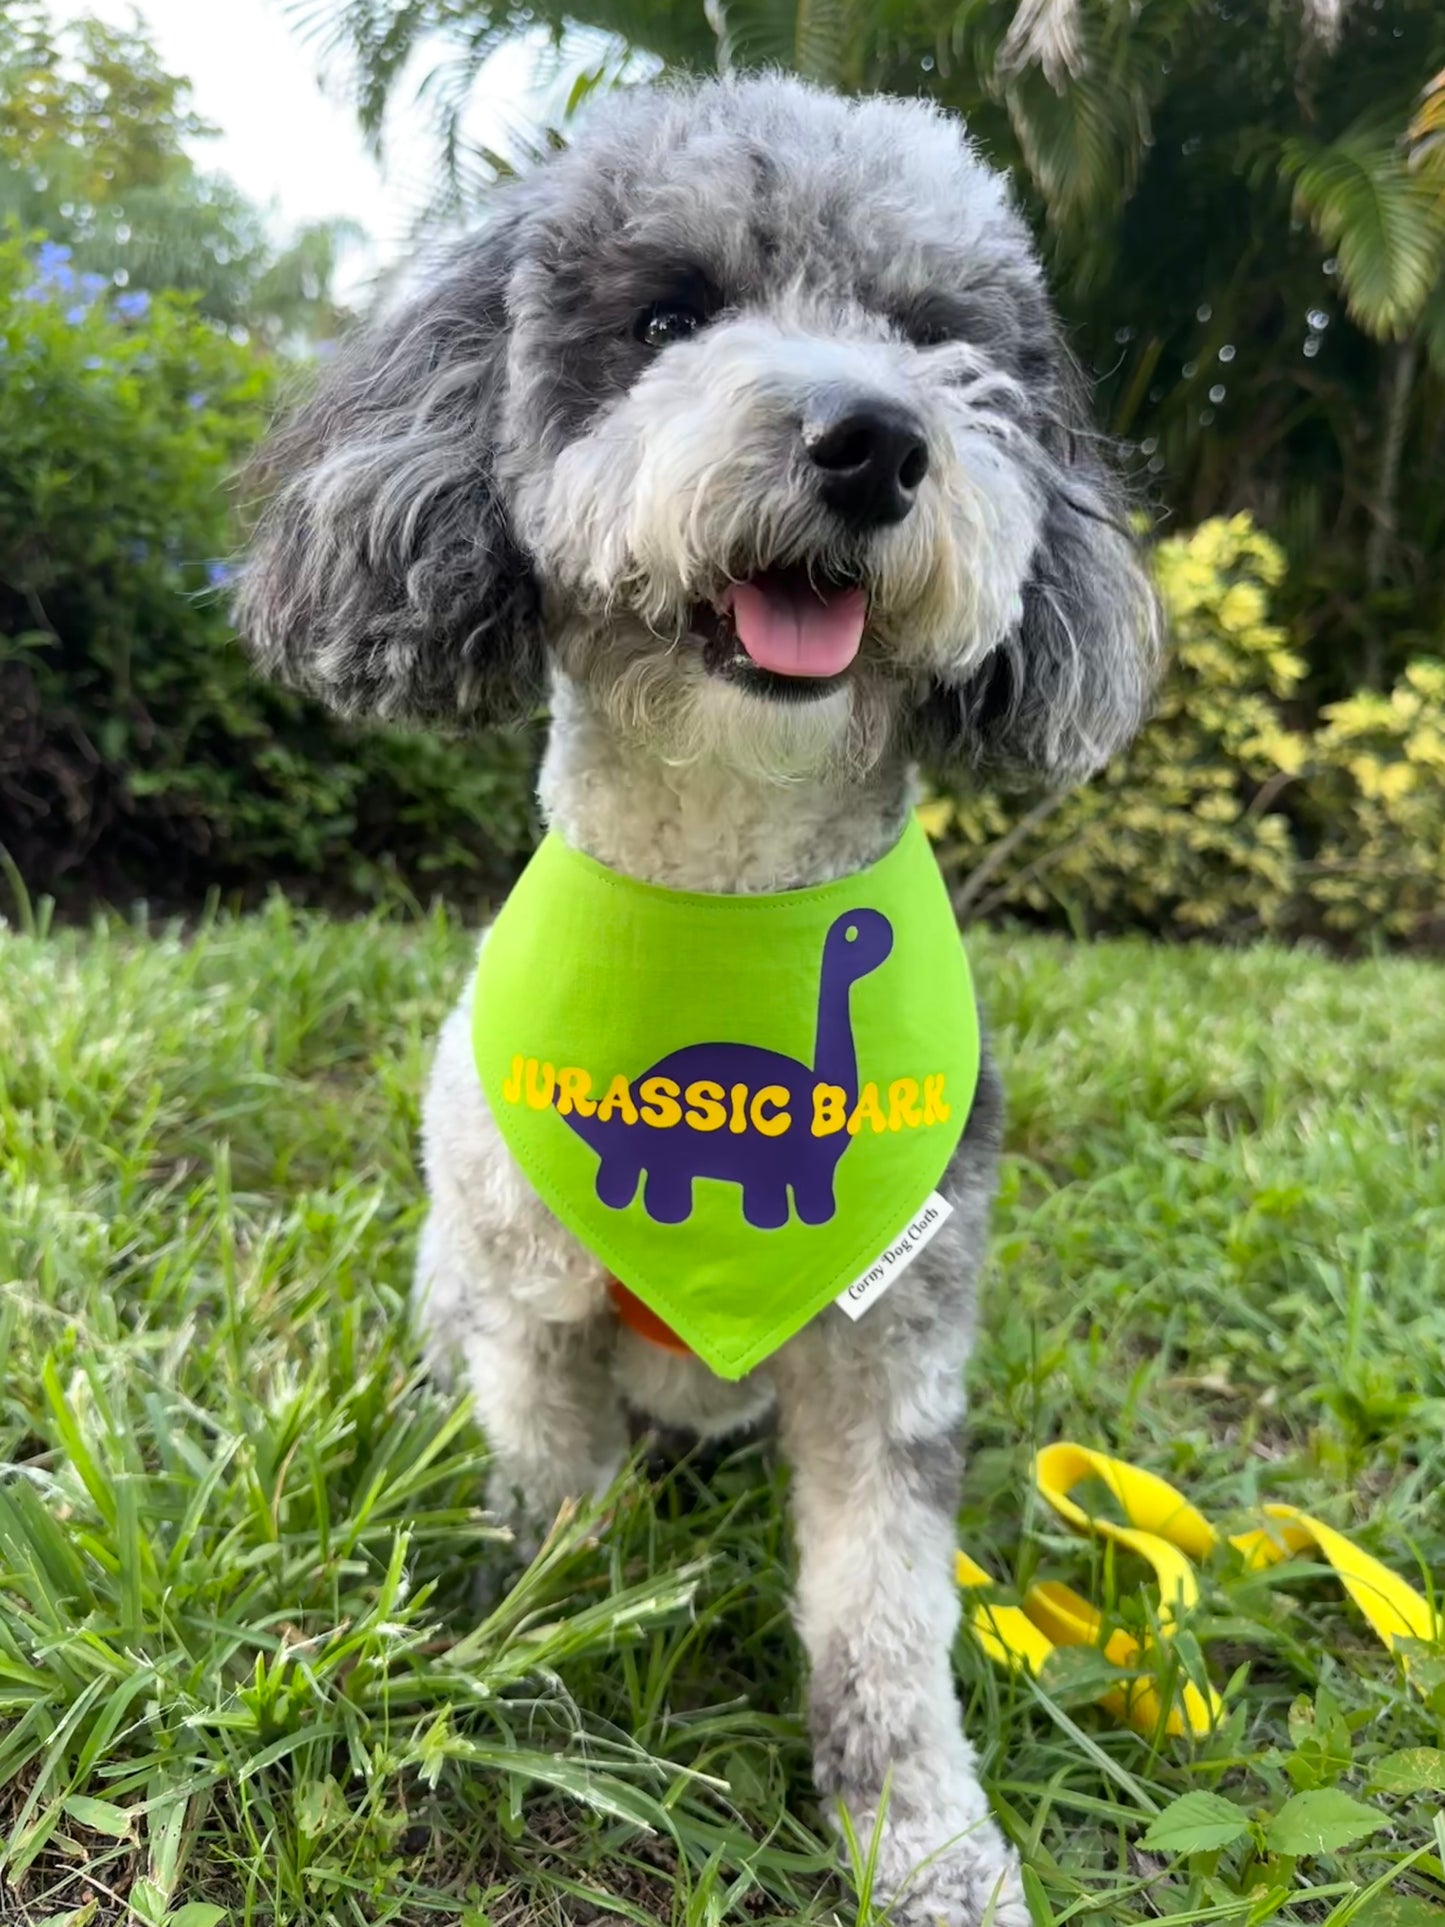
[[0, 237, 537, 915]]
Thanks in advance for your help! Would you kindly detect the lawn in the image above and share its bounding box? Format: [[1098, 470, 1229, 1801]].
[[2, 900, 1444, 1927]]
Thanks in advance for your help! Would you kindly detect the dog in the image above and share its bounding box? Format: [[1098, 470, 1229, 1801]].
[[238, 74, 1158, 1927]]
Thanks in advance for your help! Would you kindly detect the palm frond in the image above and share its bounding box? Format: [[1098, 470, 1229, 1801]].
[[284, 0, 445, 148], [1279, 117, 1445, 339], [713, 0, 858, 84], [993, 0, 1204, 225], [1004, 59, 1126, 223], [1406, 66, 1445, 173], [997, 0, 1082, 88], [404, 34, 655, 226], [1421, 275, 1445, 380]]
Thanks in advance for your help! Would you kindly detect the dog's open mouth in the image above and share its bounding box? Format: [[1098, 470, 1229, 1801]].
[[693, 565, 867, 699]]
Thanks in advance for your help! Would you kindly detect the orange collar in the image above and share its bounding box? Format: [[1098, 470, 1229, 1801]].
[[607, 1277, 692, 1355]]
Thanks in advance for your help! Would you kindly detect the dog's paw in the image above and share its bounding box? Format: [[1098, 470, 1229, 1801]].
[[470, 1542, 524, 1616], [859, 1810, 1030, 1927]]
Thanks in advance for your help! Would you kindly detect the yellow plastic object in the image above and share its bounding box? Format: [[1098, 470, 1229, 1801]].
[[1024, 1578, 1219, 1738], [1231, 1506, 1437, 1656], [1034, 1443, 1212, 1624], [956, 1550, 1057, 1678], [954, 1551, 1215, 1737], [1035, 1443, 1439, 1686], [957, 1443, 1439, 1738]]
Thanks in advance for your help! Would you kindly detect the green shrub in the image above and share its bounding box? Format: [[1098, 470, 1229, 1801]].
[[1307, 661, 1445, 942], [0, 235, 536, 914], [923, 516, 1444, 948]]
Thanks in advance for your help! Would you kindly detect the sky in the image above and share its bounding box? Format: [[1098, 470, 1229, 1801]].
[[52, 0, 545, 298]]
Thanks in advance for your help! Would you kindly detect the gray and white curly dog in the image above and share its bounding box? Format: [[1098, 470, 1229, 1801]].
[[239, 73, 1159, 1927]]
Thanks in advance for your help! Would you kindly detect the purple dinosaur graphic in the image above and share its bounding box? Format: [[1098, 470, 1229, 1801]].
[[560, 908, 893, 1230]]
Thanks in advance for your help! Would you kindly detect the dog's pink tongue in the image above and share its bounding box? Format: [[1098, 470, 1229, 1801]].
[[728, 577, 866, 678]]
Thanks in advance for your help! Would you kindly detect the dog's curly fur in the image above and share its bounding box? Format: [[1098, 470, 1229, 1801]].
[[239, 74, 1159, 1926]]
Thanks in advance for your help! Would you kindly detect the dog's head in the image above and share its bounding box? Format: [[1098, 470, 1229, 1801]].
[[239, 76, 1158, 785]]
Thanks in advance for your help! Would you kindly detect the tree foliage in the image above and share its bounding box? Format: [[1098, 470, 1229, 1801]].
[[0, 3, 361, 345], [292, 0, 1445, 692], [1280, 116, 1445, 342]]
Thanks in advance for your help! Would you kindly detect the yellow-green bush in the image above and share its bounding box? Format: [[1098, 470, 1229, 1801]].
[[923, 515, 1444, 947], [1307, 662, 1445, 941]]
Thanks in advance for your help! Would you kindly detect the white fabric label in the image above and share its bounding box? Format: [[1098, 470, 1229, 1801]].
[[834, 1191, 955, 1321]]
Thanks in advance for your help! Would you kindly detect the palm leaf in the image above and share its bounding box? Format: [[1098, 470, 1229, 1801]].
[[285, 0, 449, 148], [994, 0, 1204, 227], [1279, 118, 1445, 339], [1421, 275, 1445, 380], [1406, 65, 1445, 171], [1003, 58, 1126, 223], [712, 0, 859, 85], [997, 0, 1082, 87]]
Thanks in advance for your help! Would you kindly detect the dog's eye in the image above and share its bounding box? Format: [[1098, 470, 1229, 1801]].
[[899, 296, 975, 350], [636, 303, 703, 350], [903, 311, 957, 349]]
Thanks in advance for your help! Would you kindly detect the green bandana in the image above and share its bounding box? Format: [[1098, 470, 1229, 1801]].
[[472, 815, 979, 1380]]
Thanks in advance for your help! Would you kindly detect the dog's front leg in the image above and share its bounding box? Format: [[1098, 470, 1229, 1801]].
[[416, 1001, 629, 1565], [773, 1281, 1026, 1926], [468, 1303, 629, 1560], [418, 1201, 626, 1560]]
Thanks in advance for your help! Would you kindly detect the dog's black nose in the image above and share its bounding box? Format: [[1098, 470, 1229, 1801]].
[[804, 397, 930, 529]]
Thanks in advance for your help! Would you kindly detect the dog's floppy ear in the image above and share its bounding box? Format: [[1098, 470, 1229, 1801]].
[[913, 367, 1161, 785], [236, 212, 542, 727]]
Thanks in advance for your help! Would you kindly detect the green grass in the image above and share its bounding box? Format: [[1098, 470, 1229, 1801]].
[[2, 900, 1445, 1927]]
